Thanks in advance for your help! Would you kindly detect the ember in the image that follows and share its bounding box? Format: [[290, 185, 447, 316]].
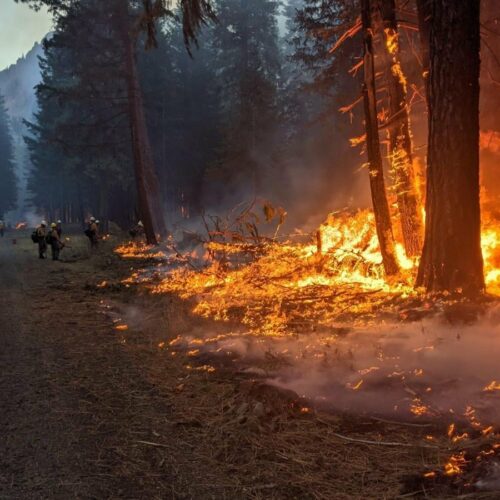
[[444, 452, 467, 476]]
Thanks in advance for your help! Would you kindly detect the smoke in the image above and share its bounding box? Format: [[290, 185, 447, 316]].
[[172, 304, 500, 424], [23, 210, 44, 228]]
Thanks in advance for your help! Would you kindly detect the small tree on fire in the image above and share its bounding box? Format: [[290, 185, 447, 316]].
[[361, 0, 399, 275], [377, 0, 423, 257]]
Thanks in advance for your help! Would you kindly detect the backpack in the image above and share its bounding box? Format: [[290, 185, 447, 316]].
[[84, 228, 93, 238], [31, 230, 39, 244], [46, 233, 54, 245]]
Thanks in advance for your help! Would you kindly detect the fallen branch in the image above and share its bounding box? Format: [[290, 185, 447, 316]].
[[135, 440, 170, 448], [331, 432, 438, 449], [370, 416, 433, 428]]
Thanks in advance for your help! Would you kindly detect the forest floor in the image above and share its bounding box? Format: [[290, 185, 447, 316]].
[[0, 230, 498, 499]]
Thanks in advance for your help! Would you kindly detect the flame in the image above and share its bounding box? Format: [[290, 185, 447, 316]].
[[384, 28, 407, 92], [384, 28, 398, 56], [483, 381, 500, 392], [15, 222, 27, 230], [347, 379, 364, 390], [115, 208, 499, 339], [447, 423, 455, 438], [444, 452, 467, 476], [481, 221, 500, 294], [114, 242, 167, 260], [410, 398, 433, 417]]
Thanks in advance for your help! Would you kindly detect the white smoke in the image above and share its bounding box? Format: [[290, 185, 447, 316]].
[[172, 303, 500, 423]]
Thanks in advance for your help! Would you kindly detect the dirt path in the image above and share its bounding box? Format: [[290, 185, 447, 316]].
[[0, 238, 179, 499]]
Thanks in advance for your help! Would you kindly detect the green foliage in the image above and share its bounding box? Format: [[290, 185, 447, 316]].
[[25, 0, 135, 224]]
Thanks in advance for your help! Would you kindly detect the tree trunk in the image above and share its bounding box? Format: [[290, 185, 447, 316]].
[[116, 1, 166, 245], [378, 0, 423, 257], [361, 0, 399, 276], [416, 0, 431, 102], [416, 0, 484, 294]]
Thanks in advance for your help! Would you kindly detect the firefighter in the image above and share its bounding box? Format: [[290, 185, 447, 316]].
[[56, 220, 63, 238], [129, 220, 145, 240], [85, 216, 99, 249], [36, 221, 47, 259], [48, 222, 63, 261], [0, 220, 4, 238]]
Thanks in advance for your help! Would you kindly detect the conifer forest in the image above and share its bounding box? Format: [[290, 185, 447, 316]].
[[0, 1, 500, 498]]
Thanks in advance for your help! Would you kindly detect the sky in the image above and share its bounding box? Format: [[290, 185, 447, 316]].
[[0, 1, 53, 71]]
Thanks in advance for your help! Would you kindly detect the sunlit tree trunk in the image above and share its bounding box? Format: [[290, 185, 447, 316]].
[[416, 0, 484, 294], [116, 1, 167, 245], [378, 0, 423, 257], [361, 0, 399, 276]]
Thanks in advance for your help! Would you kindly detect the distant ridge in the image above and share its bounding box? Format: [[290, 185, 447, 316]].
[[0, 39, 45, 219], [0, 40, 44, 123]]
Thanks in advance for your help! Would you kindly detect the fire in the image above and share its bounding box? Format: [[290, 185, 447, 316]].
[[410, 398, 432, 417], [347, 379, 364, 390], [483, 381, 500, 392], [481, 220, 500, 294], [114, 241, 167, 260], [15, 222, 27, 230], [149, 210, 418, 336], [444, 452, 467, 476], [384, 28, 407, 92], [116, 208, 498, 339]]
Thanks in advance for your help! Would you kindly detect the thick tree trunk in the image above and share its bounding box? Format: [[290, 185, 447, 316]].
[[116, 1, 167, 245], [361, 0, 399, 276], [416, 0, 484, 294], [377, 0, 423, 257]]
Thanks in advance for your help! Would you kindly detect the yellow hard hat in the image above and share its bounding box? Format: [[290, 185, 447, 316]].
[[51, 223, 57, 228]]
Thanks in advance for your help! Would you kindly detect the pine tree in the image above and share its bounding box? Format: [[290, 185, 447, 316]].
[[417, 0, 484, 294], [209, 0, 282, 199], [0, 94, 17, 218]]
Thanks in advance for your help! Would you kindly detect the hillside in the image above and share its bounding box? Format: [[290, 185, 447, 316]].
[[0, 41, 43, 123], [0, 41, 44, 219]]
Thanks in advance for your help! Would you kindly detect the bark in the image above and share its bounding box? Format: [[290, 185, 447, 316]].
[[361, 0, 399, 276], [416, 0, 431, 102], [99, 180, 109, 233], [116, 1, 167, 245], [416, 0, 484, 294], [378, 0, 423, 257]]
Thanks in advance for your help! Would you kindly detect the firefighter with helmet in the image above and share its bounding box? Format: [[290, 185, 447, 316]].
[[36, 220, 47, 259], [85, 216, 99, 249], [48, 222, 63, 261]]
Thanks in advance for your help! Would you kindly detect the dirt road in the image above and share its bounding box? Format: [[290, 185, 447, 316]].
[[0, 237, 180, 499]]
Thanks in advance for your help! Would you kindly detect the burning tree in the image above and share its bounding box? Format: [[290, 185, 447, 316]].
[[416, 0, 484, 294], [361, 0, 400, 276], [378, 0, 423, 257]]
